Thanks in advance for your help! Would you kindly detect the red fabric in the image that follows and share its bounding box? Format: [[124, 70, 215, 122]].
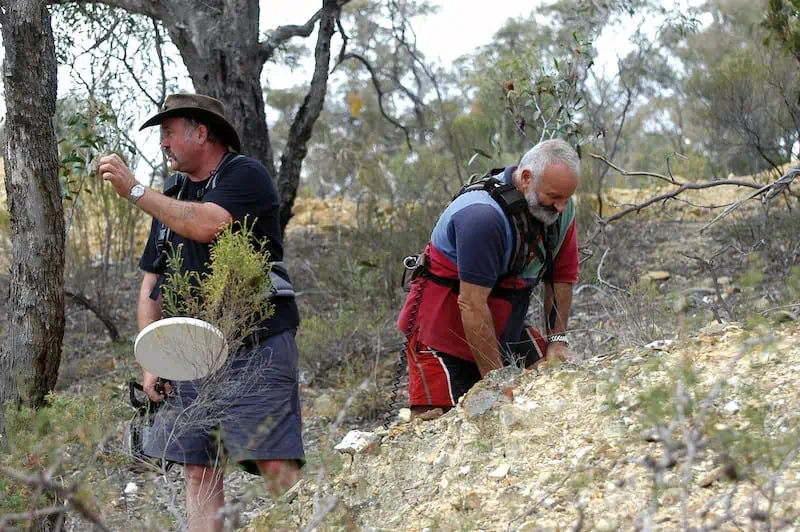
[[406, 326, 549, 407], [552, 219, 579, 284], [398, 244, 515, 362], [406, 333, 460, 407]]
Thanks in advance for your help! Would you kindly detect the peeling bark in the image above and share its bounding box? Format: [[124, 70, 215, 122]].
[[0, 0, 65, 429]]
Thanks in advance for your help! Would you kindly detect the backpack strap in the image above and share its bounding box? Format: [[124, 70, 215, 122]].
[[454, 171, 537, 277], [151, 173, 187, 274]]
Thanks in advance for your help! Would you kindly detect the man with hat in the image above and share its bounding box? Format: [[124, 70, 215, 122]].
[[98, 93, 303, 532]]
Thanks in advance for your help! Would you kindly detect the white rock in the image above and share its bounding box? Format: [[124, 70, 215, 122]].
[[574, 446, 592, 460], [489, 464, 510, 479], [397, 408, 412, 424], [335, 430, 380, 455], [499, 404, 528, 428], [459, 466, 472, 476], [596, 518, 617, 531], [645, 339, 673, 351], [123, 482, 138, 495], [723, 400, 742, 415]]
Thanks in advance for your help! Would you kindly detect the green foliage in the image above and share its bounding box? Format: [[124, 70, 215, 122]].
[[57, 96, 148, 319], [763, 0, 800, 62], [161, 219, 274, 346], [1, 389, 130, 515]]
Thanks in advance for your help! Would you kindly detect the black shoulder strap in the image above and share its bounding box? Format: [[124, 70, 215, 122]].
[[206, 152, 244, 192], [455, 170, 536, 276], [541, 220, 560, 284]]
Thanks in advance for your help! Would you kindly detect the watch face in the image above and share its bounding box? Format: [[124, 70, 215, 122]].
[[130, 184, 145, 202]]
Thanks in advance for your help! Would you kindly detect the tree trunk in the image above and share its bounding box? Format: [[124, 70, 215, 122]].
[[277, 0, 338, 230], [160, 0, 278, 176], [0, 0, 65, 434]]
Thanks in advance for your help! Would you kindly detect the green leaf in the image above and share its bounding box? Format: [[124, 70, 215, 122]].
[[61, 155, 84, 165]]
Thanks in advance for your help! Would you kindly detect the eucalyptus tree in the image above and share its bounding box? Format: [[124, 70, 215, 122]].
[[0, 0, 65, 434], [52, 0, 349, 230]]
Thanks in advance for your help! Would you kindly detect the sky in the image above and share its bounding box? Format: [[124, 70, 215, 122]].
[[0, 0, 646, 118], [0, 0, 653, 180], [261, 0, 637, 89]]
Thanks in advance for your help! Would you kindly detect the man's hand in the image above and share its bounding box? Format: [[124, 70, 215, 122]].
[[97, 153, 137, 200], [545, 341, 571, 363], [142, 368, 171, 403]]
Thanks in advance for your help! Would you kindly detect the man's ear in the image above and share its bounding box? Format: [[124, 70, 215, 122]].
[[519, 168, 533, 190], [196, 124, 209, 144]]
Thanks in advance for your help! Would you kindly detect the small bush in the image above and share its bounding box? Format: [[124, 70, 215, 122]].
[[1, 388, 130, 516]]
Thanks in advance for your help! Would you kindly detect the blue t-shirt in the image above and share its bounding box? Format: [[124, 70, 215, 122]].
[[430, 166, 574, 288]]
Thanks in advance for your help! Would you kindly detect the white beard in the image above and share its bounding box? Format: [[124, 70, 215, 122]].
[[526, 188, 560, 225]]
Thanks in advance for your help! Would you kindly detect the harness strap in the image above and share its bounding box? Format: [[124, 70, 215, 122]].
[[424, 269, 520, 301]]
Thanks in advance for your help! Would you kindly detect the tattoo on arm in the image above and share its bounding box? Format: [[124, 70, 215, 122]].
[[168, 201, 197, 221]]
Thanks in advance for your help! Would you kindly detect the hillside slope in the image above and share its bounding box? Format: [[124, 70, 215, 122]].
[[253, 322, 800, 531]]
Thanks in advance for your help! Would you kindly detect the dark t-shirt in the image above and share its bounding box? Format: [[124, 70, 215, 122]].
[[139, 155, 300, 337]]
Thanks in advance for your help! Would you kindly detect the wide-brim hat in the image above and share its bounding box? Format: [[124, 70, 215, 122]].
[[140, 93, 241, 153]]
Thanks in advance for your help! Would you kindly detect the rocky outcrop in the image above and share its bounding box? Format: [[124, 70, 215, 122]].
[[251, 322, 800, 531]]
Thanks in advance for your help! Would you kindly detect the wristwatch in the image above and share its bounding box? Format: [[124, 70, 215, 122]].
[[547, 334, 569, 346], [128, 183, 146, 205]]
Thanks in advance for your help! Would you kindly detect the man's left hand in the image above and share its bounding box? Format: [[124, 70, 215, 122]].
[[97, 154, 137, 200], [546, 341, 571, 363]]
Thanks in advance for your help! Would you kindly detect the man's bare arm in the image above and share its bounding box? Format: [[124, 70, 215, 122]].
[[98, 153, 232, 243], [458, 281, 502, 377], [138, 272, 162, 331], [544, 282, 573, 336], [135, 189, 232, 243]]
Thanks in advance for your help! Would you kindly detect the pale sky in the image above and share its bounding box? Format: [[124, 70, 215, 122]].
[[0, 0, 651, 179]]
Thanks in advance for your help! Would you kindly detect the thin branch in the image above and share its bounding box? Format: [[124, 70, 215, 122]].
[[0, 504, 73, 529], [259, 4, 337, 63], [65, 289, 122, 342], [701, 166, 800, 232], [0, 466, 111, 532], [85, 10, 122, 51], [334, 52, 413, 151], [48, 0, 167, 21], [152, 17, 167, 107], [597, 248, 628, 294]]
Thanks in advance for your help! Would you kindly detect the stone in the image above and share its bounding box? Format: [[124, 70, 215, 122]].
[[641, 270, 671, 282], [462, 388, 503, 418], [489, 464, 510, 479], [755, 297, 771, 311], [123, 482, 138, 495], [335, 430, 381, 455], [313, 394, 339, 419], [723, 400, 742, 415], [644, 339, 673, 351], [699, 466, 725, 488], [499, 404, 529, 429], [397, 408, 412, 423], [596, 518, 617, 531], [464, 492, 482, 510]]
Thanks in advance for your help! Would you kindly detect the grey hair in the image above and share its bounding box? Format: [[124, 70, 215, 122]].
[[184, 117, 223, 146], [517, 139, 580, 181]]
